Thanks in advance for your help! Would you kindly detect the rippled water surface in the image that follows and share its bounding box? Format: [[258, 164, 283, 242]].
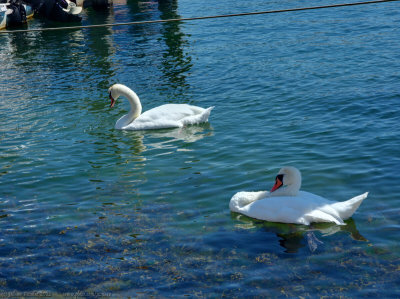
[[1, 0, 400, 296]]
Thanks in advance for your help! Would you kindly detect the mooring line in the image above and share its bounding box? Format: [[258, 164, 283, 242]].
[[0, 0, 398, 34]]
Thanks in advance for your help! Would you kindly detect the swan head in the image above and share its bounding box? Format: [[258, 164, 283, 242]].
[[108, 84, 125, 108], [270, 166, 302, 197]]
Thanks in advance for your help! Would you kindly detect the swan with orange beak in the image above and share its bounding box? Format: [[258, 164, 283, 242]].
[[230, 166, 368, 225]]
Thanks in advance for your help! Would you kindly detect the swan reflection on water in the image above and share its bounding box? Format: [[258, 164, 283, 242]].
[[120, 123, 213, 152], [90, 120, 212, 175], [231, 213, 367, 253], [146, 123, 213, 144]]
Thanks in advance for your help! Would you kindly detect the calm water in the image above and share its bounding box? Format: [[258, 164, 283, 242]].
[[1, 0, 400, 296]]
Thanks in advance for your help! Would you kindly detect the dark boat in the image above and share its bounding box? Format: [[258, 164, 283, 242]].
[[25, 0, 82, 22], [0, 0, 34, 29]]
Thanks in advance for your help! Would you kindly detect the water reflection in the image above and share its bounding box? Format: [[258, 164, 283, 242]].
[[145, 123, 213, 144], [158, 0, 192, 99], [83, 7, 116, 91], [5, 32, 32, 59], [114, 124, 213, 153], [88, 123, 212, 170], [2, 0, 193, 110], [232, 213, 367, 253]]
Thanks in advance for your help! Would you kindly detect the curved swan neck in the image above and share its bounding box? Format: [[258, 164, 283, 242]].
[[112, 84, 142, 128], [270, 185, 299, 197], [120, 85, 142, 120]]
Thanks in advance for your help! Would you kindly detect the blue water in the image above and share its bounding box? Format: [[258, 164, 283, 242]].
[[1, 0, 400, 296]]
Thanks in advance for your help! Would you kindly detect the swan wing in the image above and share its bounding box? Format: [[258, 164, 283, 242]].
[[303, 210, 345, 225], [230, 193, 316, 225], [244, 199, 311, 225]]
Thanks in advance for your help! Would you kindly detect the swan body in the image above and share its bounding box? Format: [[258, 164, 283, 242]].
[[229, 166, 368, 225], [109, 84, 213, 130]]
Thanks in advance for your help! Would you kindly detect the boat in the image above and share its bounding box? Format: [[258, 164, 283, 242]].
[[0, 0, 34, 29], [83, 0, 112, 9], [24, 0, 82, 22]]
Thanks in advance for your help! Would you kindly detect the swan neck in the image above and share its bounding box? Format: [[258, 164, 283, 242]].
[[123, 87, 142, 122], [287, 182, 301, 196], [290, 173, 302, 195], [271, 185, 299, 197]]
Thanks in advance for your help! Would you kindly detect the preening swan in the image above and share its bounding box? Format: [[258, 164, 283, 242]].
[[229, 166, 368, 225], [108, 84, 213, 130]]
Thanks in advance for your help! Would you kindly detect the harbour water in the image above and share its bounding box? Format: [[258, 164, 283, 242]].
[[1, 0, 400, 296]]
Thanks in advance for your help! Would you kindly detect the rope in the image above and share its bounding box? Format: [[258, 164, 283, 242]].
[[1, 0, 398, 34]]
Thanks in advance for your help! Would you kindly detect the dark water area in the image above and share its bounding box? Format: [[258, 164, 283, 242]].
[[1, 0, 400, 297]]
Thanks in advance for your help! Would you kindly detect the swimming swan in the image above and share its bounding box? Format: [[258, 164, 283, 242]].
[[109, 84, 213, 130], [229, 166, 368, 225]]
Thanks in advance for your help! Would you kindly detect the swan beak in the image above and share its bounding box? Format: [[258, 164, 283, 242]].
[[271, 174, 283, 192], [109, 92, 115, 108]]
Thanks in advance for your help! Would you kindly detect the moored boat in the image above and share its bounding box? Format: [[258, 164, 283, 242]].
[[0, 0, 33, 29], [25, 0, 82, 22]]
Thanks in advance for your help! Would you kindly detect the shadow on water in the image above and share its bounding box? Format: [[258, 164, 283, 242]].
[[231, 213, 367, 254]]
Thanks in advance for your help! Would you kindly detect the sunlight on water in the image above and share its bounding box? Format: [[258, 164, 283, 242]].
[[0, 0, 400, 296]]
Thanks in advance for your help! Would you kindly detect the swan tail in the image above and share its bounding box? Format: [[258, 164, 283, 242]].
[[331, 192, 368, 220], [181, 106, 214, 126]]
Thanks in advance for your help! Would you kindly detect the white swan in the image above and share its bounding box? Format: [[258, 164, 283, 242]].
[[229, 166, 368, 225], [108, 84, 213, 130]]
